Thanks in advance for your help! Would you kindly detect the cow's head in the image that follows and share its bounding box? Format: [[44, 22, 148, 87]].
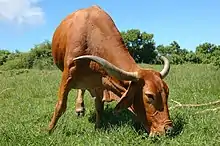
[[73, 55, 173, 136]]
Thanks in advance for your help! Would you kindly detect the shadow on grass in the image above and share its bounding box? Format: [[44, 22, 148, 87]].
[[149, 113, 187, 143], [169, 113, 186, 138], [88, 106, 146, 134], [88, 106, 186, 138]]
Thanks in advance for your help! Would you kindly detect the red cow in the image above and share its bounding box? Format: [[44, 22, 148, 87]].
[[49, 5, 173, 136]]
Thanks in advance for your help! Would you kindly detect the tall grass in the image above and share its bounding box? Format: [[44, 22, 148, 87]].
[[1, 64, 220, 145]]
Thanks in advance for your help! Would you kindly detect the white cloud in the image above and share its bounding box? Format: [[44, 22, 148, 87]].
[[0, 0, 45, 25]]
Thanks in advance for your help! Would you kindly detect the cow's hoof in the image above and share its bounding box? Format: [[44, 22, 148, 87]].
[[75, 109, 85, 117], [47, 126, 55, 135]]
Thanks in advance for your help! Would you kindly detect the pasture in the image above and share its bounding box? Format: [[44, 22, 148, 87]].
[[1, 64, 220, 145]]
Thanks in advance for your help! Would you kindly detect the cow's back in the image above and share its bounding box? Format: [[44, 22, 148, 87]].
[[51, 6, 94, 71], [52, 5, 128, 71]]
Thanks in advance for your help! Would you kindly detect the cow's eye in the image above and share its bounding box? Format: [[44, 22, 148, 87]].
[[146, 93, 155, 103]]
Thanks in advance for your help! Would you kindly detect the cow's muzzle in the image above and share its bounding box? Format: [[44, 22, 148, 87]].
[[164, 125, 174, 135], [149, 120, 173, 137]]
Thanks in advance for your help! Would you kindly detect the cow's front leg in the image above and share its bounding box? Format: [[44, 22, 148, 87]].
[[48, 69, 71, 133], [95, 96, 104, 129], [75, 89, 85, 116]]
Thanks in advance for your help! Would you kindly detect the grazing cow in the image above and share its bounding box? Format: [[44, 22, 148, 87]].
[[49, 5, 173, 136]]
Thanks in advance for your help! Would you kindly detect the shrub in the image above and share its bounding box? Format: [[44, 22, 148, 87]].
[[32, 58, 55, 70], [0, 58, 25, 70]]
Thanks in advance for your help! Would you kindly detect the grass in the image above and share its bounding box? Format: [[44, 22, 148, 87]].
[[0, 64, 220, 146]]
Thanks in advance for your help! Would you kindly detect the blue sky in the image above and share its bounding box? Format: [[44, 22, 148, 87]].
[[0, 0, 219, 52]]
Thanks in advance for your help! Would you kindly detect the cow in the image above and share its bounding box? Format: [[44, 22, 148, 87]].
[[49, 5, 173, 136]]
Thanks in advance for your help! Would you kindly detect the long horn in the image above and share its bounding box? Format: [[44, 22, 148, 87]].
[[73, 55, 139, 81], [159, 55, 170, 79]]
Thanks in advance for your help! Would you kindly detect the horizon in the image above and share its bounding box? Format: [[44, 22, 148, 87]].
[[0, 0, 220, 52]]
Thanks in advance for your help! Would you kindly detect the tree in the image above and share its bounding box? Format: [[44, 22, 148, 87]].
[[195, 42, 217, 64], [185, 51, 201, 63], [156, 41, 189, 64], [0, 49, 11, 65], [120, 29, 157, 63], [157, 41, 182, 56], [210, 45, 220, 68], [170, 41, 181, 54]]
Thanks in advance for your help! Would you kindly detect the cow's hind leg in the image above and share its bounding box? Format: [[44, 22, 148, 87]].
[[48, 69, 71, 133], [90, 88, 105, 129], [95, 95, 104, 129], [75, 89, 85, 116], [88, 88, 105, 129]]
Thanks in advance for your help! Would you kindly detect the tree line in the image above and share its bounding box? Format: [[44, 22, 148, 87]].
[[0, 29, 220, 70]]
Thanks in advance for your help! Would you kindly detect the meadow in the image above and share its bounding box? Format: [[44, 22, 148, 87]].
[[0, 64, 220, 146]]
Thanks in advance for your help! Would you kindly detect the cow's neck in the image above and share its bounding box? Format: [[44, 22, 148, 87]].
[[93, 46, 139, 73], [89, 28, 140, 72], [111, 46, 139, 72]]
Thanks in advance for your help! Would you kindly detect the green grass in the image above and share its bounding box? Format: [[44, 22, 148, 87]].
[[1, 64, 220, 146]]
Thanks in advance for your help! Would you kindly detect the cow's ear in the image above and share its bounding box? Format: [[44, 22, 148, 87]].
[[114, 81, 138, 112]]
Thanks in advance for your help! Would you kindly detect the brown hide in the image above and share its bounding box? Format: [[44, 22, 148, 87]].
[[49, 5, 173, 136], [52, 5, 137, 73]]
